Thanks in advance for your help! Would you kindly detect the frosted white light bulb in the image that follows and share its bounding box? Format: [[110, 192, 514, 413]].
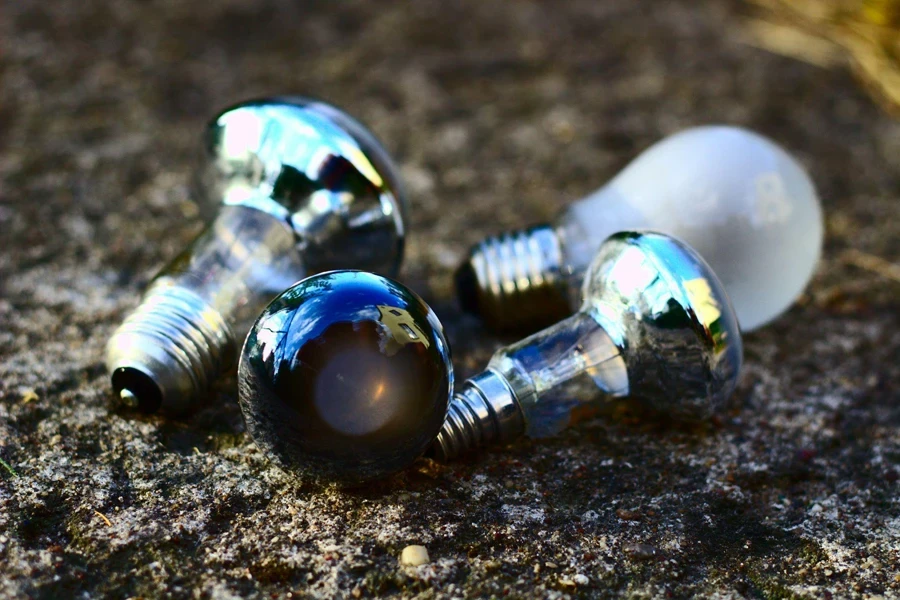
[[457, 126, 823, 332]]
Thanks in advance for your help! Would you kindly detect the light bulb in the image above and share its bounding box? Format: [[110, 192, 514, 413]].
[[106, 98, 407, 414], [432, 231, 742, 460], [456, 126, 823, 332], [238, 271, 452, 485]]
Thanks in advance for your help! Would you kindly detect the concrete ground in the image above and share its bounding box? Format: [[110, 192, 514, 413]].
[[1, 0, 898, 597]]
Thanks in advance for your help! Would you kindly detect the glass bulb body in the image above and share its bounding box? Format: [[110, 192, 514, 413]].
[[433, 231, 743, 460], [239, 271, 453, 485], [458, 126, 823, 332], [485, 312, 626, 438]]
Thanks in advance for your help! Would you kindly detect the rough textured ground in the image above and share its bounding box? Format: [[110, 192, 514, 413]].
[[1, 0, 899, 598]]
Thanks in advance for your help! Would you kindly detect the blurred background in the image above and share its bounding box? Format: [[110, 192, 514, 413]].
[[0, 1, 898, 598], [747, 0, 898, 114]]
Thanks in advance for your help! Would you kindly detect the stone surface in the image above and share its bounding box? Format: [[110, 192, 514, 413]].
[[0, 0, 898, 598]]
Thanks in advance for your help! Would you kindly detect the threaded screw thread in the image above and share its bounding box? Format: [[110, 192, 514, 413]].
[[105, 283, 235, 413], [433, 391, 494, 461], [430, 370, 526, 461], [456, 225, 571, 330]]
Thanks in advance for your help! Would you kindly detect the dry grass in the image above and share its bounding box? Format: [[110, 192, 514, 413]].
[[93, 510, 113, 528], [745, 0, 900, 113], [842, 248, 900, 282]]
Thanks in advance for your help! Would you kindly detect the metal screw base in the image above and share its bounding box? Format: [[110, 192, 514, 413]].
[[106, 282, 235, 413], [455, 225, 571, 330], [430, 370, 526, 461]]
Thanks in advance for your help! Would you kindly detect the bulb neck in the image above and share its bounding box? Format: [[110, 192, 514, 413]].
[[106, 205, 308, 413], [455, 225, 573, 331], [430, 370, 526, 461], [431, 311, 630, 461]]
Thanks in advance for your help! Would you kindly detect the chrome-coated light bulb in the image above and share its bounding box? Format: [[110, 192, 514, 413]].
[[457, 126, 823, 332], [106, 98, 407, 414], [433, 231, 742, 460], [238, 271, 452, 486]]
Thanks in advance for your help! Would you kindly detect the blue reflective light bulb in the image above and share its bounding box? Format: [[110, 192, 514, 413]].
[[239, 271, 453, 485]]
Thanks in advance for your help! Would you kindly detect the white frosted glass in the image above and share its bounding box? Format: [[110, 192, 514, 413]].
[[558, 126, 823, 331]]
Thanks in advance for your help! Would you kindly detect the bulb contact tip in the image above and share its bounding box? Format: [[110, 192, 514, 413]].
[[106, 283, 235, 414], [119, 388, 139, 408]]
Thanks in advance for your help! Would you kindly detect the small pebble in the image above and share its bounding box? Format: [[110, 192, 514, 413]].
[[574, 574, 590, 585], [400, 545, 430, 566], [482, 559, 502, 572], [623, 543, 659, 561], [616, 508, 642, 521]]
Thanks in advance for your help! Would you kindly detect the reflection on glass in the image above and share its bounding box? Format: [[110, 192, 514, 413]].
[[376, 305, 431, 354]]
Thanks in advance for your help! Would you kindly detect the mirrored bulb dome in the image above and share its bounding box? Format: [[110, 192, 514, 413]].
[[238, 271, 453, 485]]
